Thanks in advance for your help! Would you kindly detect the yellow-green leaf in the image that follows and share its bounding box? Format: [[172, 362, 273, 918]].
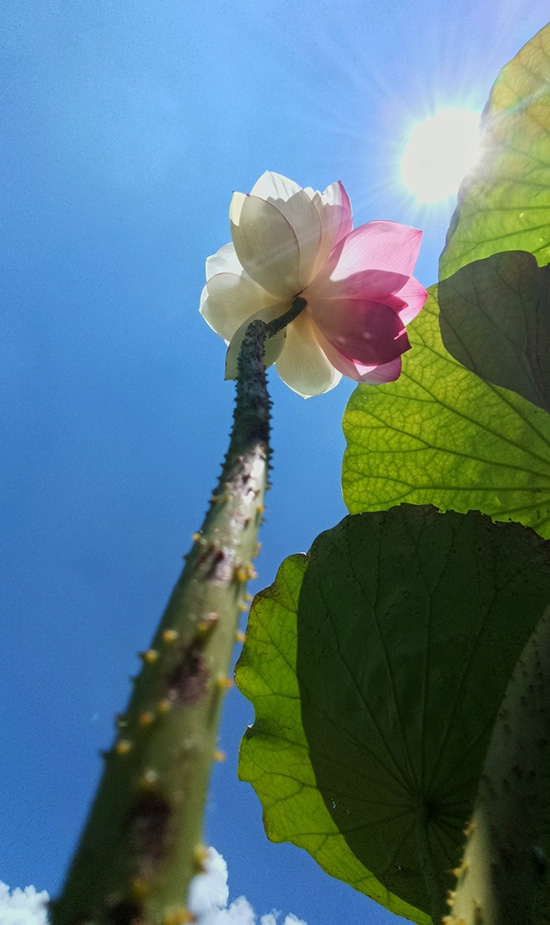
[[342, 286, 550, 538], [440, 23, 550, 280]]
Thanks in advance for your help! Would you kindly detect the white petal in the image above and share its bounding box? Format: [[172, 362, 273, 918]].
[[225, 304, 288, 379], [199, 283, 209, 314], [233, 184, 322, 290], [309, 181, 353, 278], [230, 192, 301, 298], [205, 242, 245, 280], [276, 190, 322, 286], [250, 171, 303, 201], [275, 312, 341, 398], [200, 272, 275, 341]]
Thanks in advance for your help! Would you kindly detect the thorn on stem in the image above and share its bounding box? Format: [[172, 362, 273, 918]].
[[139, 649, 159, 665], [115, 740, 132, 755], [195, 613, 219, 638], [193, 843, 209, 873], [162, 629, 179, 643], [130, 878, 149, 899], [139, 769, 159, 789], [163, 909, 197, 923]]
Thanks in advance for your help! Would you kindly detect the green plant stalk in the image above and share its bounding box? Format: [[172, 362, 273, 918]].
[[52, 299, 306, 925], [449, 609, 550, 925]]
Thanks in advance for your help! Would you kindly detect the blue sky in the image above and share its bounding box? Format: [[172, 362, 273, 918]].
[[2, 2, 549, 923]]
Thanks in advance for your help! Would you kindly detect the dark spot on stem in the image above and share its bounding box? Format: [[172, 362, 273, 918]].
[[168, 646, 209, 705], [106, 899, 144, 925], [126, 791, 171, 865]]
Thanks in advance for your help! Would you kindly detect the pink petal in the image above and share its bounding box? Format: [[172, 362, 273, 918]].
[[308, 182, 353, 278], [313, 326, 404, 383], [310, 297, 411, 366], [325, 221, 423, 281], [384, 276, 428, 325], [307, 268, 410, 301], [320, 181, 353, 245], [353, 357, 403, 384]]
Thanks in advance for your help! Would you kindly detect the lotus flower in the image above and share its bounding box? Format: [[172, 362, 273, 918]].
[[200, 172, 427, 398]]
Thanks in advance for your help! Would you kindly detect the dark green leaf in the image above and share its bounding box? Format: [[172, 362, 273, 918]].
[[236, 554, 424, 921], [439, 251, 550, 413], [237, 508, 550, 922]]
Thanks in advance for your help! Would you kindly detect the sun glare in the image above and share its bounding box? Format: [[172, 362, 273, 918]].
[[400, 108, 481, 203]]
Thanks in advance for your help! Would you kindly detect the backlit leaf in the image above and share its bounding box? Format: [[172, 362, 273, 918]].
[[342, 287, 550, 538], [237, 508, 550, 921], [440, 23, 550, 280]]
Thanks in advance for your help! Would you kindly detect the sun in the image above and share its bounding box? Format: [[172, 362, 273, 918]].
[[400, 108, 481, 203]]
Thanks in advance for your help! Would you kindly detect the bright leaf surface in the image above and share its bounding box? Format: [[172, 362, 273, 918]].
[[440, 23, 550, 281], [342, 287, 550, 538], [439, 251, 550, 413], [237, 507, 550, 923]]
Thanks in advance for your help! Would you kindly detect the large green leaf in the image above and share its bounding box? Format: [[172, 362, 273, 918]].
[[235, 554, 425, 923], [439, 251, 550, 414], [342, 287, 550, 537], [237, 507, 550, 922], [440, 23, 550, 281]]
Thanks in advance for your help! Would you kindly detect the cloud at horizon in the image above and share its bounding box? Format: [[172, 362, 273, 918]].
[[188, 848, 307, 925], [1, 848, 306, 925]]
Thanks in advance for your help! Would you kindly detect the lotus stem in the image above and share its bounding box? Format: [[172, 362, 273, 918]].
[[51, 298, 306, 925], [449, 610, 550, 924]]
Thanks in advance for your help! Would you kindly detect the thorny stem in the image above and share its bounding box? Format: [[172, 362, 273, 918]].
[[450, 610, 550, 925], [265, 296, 306, 337], [51, 298, 306, 925]]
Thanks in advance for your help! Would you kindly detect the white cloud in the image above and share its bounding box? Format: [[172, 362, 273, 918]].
[[0, 883, 49, 925], [189, 849, 307, 925], [0, 850, 306, 925]]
